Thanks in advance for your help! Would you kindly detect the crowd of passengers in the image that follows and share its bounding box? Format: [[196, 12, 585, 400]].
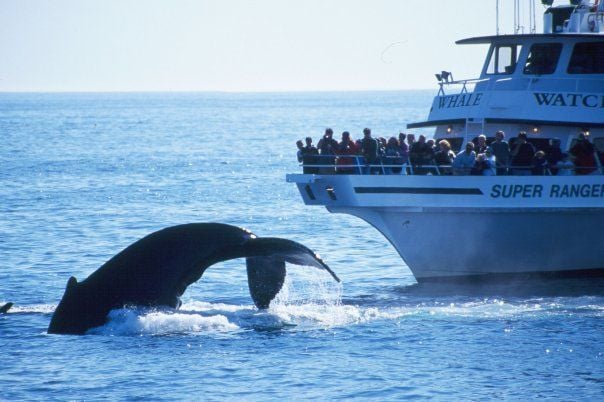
[[296, 128, 601, 176]]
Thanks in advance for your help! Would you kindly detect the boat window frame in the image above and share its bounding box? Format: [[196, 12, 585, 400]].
[[567, 42, 604, 75], [485, 43, 521, 75], [508, 137, 553, 153], [522, 42, 563, 75], [444, 137, 464, 153], [593, 137, 604, 152]]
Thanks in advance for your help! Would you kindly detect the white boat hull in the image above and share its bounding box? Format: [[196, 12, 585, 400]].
[[287, 174, 604, 281]]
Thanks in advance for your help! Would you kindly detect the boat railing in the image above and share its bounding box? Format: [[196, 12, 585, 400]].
[[437, 78, 487, 96], [438, 74, 604, 96], [301, 155, 604, 176]]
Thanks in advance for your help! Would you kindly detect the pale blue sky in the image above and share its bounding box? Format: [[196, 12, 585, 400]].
[[0, 0, 542, 92]]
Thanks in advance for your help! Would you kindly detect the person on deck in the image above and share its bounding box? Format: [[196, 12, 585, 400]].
[[296, 140, 304, 164], [545, 138, 563, 175], [384, 136, 403, 174], [360, 128, 380, 174], [317, 128, 338, 174], [409, 135, 431, 174], [336, 131, 359, 174], [452, 142, 476, 175], [434, 139, 456, 175], [510, 132, 535, 175], [406, 133, 416, 152], [301, 137, 319, 174], [398, 133, 409, 165], [570, 131, 598, 175], [490, 130, 510, 175], [475, 134, 490, 155], [532, 150, 549, 176], [556, 153, 575, 176]]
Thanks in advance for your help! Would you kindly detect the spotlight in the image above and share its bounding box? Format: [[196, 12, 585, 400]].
[[533, 126, 540, 134], [441, 71, 453, 83], [446, 125, 453, 134]]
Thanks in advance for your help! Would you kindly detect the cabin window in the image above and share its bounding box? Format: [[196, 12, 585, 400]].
[[486, 45, 519, 75], [509, 137, 552, 152], [523, 43, 562, 75], [445, 137, 464, 153], [591, 137, 604, 152], [567, 42, 604, 74]]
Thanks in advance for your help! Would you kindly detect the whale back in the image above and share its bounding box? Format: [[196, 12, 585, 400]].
[[49, 223, 254, 334], [82, 223, 254, 306]]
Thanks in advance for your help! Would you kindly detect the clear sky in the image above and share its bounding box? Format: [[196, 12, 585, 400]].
[[0, 0, 544, 92]]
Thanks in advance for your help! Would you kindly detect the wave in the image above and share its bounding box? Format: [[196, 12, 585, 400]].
[[3, 304, 56, 314], [84, 297, 604, 336], [6, 272, 604, 337]]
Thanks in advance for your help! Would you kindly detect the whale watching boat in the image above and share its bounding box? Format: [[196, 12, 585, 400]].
[[287, 0, 604, 282]]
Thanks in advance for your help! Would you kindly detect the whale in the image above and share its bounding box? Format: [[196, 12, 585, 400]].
[[48, 223, 339, 335]]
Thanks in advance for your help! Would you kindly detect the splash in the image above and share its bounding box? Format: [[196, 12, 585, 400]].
[[87, 307, 240, 336], [86, 267, 352, 335], [39, 272, 604, 336], [6, 304, 56, 314]]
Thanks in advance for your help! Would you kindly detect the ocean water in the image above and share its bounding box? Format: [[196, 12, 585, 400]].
[[1, 91, 603, 400]]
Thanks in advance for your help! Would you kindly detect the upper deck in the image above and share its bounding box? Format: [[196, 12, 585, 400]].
[[409, 3, 604, 130]]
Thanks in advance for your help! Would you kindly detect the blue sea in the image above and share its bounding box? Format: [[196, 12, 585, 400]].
[[1, 91, 603, 400]]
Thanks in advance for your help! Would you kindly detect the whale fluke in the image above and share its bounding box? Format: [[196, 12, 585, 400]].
[[244, 237, 339, 309], [48, 223, 338, 335]]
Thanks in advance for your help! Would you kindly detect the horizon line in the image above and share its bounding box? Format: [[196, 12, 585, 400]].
[[0, 87, 436, 95]]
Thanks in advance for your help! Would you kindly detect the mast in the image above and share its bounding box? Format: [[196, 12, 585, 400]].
[[496, 0, 500, 35]]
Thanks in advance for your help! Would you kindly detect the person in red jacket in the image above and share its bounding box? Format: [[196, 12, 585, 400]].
[[336, 131, 359, 174], [570, 131, 598, 175]]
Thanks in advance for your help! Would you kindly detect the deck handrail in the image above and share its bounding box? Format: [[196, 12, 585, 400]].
[[437, 75, 604, 96], [300, 154, 603, 176]]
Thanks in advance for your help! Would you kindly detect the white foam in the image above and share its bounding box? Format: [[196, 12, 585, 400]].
[[88, 307, 240, 336], [31, 278, 604, 336], [6, 304, 56, 314]]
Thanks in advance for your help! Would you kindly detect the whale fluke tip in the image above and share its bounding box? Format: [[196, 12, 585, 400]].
[[0, 302, 13, 314]]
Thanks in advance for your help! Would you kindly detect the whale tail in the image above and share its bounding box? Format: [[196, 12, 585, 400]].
[[243, 237, 340, 309], [0, 302, 13, 314], [47, 223, 339, 334], [246, 257, 286, 309]]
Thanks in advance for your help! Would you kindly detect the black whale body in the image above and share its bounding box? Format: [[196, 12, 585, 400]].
[[48, 223, 338, 335]]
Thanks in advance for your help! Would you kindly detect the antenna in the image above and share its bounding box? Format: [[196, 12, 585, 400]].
[[496, 0, 500, 35], [514, 0, 519, 34], [500, 0, 540, 35], [531, 0, 537, 33]]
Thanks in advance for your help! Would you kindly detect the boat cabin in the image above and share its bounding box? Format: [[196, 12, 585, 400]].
[[409, 0, 604, 156]]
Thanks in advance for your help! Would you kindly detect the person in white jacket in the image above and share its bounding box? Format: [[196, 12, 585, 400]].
[[452, 142, 476, 175]]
